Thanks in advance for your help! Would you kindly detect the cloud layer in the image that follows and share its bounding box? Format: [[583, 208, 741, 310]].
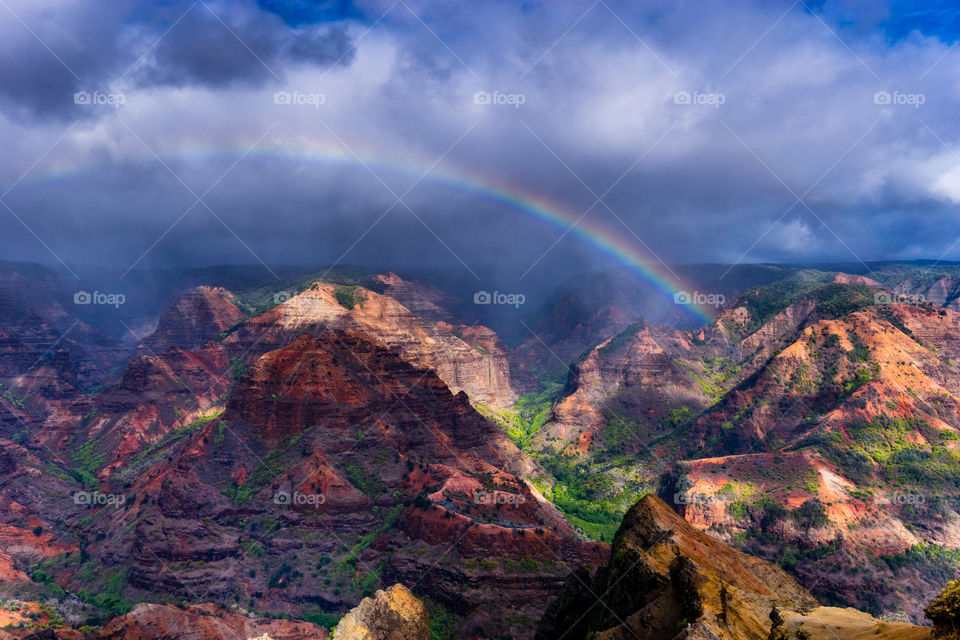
[[0, 0, 958, 285]]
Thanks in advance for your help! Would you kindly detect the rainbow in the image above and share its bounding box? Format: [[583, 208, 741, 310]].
[[25, 139, 717, 323]]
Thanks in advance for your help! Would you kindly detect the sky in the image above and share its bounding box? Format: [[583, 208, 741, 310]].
[[0, 0, 959, 288]]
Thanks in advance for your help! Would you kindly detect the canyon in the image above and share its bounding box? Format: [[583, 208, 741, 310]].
[[1, 262, 960, 637]]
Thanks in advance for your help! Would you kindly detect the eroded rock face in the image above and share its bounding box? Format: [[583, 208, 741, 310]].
[[374, 272, 459, 324], [66, 330, 603, 640], [542, 282, 960, 621], [0, 272, 597, 639], [548, 319, 721, 452], [332, 584, 429, 640], [224, 282, 516, 408], [537, 495, 930, 640], [93, 603, 329, 640], [0, 274, 129, 387], [890, 275, 960, 312], [77, 287, 242, 475], [87, 346, 232, 477], [139, 287, 244, 354]]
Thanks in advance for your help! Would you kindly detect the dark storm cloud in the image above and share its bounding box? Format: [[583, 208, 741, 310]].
[[1, 0, 960, 283], [0, 2, 130, 119], [0, 0, 355, 119], [135, 3, 355, 88]]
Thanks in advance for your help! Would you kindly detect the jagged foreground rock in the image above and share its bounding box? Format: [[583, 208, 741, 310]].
[[332, 584, 429, 640], [536, 495, 931, 640]]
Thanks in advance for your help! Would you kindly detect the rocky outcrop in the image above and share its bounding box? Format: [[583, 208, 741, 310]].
[[374, 272, 459, 324], [224, 282, 516, 407], [0, 265, 129, 387], [1, 287, 239, 470], [139, 287, 244, 354], [78, 345, 231, 478], [94, 603, 329, 640], [332, 584, 429, 640], [548, 320, 721, 452], [64, 330, 603, 640], [890, 275, 960, 312], [537, 494, 930, 640], [833, 273, 883, 287], [542, 282, 960, 622]]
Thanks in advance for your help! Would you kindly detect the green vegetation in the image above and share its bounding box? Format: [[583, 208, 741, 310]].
[[76, 568, 133, 617], [790, 498, 828, 529], [0, 384, 32, 409], [336, 504, 402, 572], [426, 598, 458, 640], [819, 441, 875, 486], [267, 562, 298, 588], [723, 282, 876, 341], [802, 414, 958, 490], [725, 493, 826, 532], [477, 368, 565, 451], [665, 406, 696, 430], [883, 543, 960, 584], [302, 609, 341, 633], [333, 285, 364, 310], [29, 565, 66, 598], [874, 304, 914, 336], [136, 410, 224, 462], [847, 415, 938, 462], [597, 320, 646, 358], [847, 334, 870, 363], [721, 495, 842, 571], [925, 578, 960, 632], [600, 413, 638, 455], [815, 414, 960, 490], [227, 266, 387, 316], [352, 565, 382, 598], [212, 420, 227, 446], [678, 357, 739, 404], [69, 437, 105, 488], [229, 356, 245, 380], [841, 362, 879, 397], [224, 432, 306, 505], [342, 460, 385, 498], [535, 449, 651, 540], [883, 447, 960, 490]]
